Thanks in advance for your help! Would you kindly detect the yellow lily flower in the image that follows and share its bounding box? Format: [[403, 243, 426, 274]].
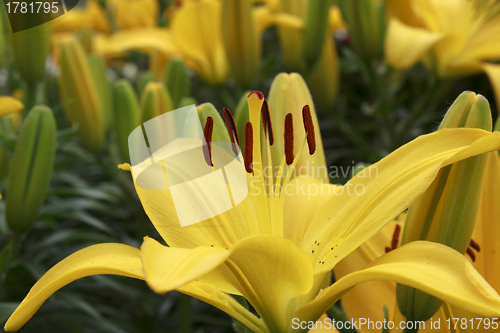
[[52, 0, 110, 33], [0, 97, 23, 117], [385, 0, 500, 108], [334, 151, 500, 333], [106, 0, 159, 30], [6, 90, 500, 332]]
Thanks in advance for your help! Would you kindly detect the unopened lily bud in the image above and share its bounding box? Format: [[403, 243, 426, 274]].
[[137, 71, 155, 96], [59, 36, 105, 152], [6, 106, 56, 232], [178, 97, 198, 108], [196, 103, 231, 143], [277, 0, 307, 72], [163, 58, 190, 108], [113, 80, 141, 163], [233, 91, 251, 152], [140, 82, 173, 123], [268, 73, 328, 182], [397, 91, 492, 323], [11, 23, 51, 83], [88, 54, 112, 132], [308, 35, 339, 108], [494, 115, 500, 132], [221, 0, 260, 87], [302, 0, 330, 68], [338, 0, 386, 59]]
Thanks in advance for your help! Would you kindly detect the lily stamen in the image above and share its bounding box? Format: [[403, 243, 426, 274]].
[[385, 224, 401, 253], [261, 99, 274, 146], [302, 105, 316, 155], [470, 238, 481, 252], [466, 247, 477, 262], [203, 116, 214, 167], [284, 113, 294, 165], [222, 107, 240, 154], [244, 122, 254, 173]]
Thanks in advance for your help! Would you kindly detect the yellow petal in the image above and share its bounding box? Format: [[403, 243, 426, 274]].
[[283, 176, 339, 247], [333, 221, 402, 333], [227, 235, 313, 332], [170, 0, 228, 85], [307, 313, 340, 332], [483, 63, 500, 114], [0, 97, 23, 117], [4, 244, 143, 332], [140, 236, 229, 293], [177, 281, 267, 333], [95, 28, 179, 59], [473, 151, 500, 293], [385, 18, 443, 69], [303, 128, 500, 274], [292, 241, 500, 330]]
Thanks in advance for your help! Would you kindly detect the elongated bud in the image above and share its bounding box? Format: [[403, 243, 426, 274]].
[[113, 80, 141, 163], [302, 0, 331, 68], [11, 23, 52, 83], [137, 71, 155, 96], [140, 82, 173, 123], [277, 0, 307, 72], [0, 111, 22, 180], [233, 90, 251, 152], [88, 54, 112, 132], [221, 0, 260, 87], [163, 58, 191, 108], [59, 36, 105, 152], [397, 91, 493, 323], [196, 103, 231, 144], [338, 0, 386, 59], [268, 73, 328, 182], [6, 106, 56, 232], [307, 35, 339, 108]]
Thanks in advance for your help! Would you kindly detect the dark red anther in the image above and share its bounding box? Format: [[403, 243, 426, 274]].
[[203, 117, 214, 167], [284, 113, 294, 165], [302, 105, 316, 155], [222, 107, 240, 154], [261, 99, 274, 146], [243, 122, 254, 173]]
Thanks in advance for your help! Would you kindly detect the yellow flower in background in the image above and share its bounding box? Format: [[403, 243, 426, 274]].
[[107, 0, 159, 29], [6, 84, 500, 332], [385, 0, 500, 109], [52, 0, 110, 33], [0, 97, 23, 117], [169, 0, 228, 85]]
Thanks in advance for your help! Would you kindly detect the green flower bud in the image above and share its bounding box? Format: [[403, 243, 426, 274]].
[[338, 0, 386, 59], [221, 0, 260, 87], [59, 37, 105, 152], [137, 71, 155, 97], [11, 23, 51, 83], [113, 80, 141, 163], [307, 35, 339, 109], [397, 91, 493, 323], [88, 54, 113, 132], [6, 105, 56, 232], [277, 0, 307, 72], [178, 97, 198, 108], [140, 82, 173, 123], [233, 90, 251, 152], [196, 103, 231, 143], [163, 58, 190, 108], [302, 0, 331, 68]]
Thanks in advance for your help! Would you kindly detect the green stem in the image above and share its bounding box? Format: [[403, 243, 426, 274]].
[[179, 294, 192, 333], [22, 81, 40, 118]]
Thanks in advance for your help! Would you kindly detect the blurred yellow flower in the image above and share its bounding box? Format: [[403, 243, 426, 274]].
[[52, 0, 110, 33], [385, 0, 500, 108], [107, 0, 159, 29]]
